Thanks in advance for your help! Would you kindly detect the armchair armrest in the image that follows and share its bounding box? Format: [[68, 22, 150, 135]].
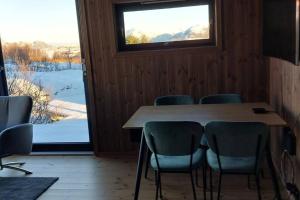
[[0, 123, 33, 156]]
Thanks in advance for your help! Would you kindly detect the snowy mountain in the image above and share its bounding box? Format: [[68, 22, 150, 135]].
[[126, 25, 209, 43], [183, 25, 209, 40], [152, 25, 209, 42], [151, 33, 173, 43]]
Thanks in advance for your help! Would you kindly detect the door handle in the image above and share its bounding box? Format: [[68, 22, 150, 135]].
[[81, 58, 87, 77]]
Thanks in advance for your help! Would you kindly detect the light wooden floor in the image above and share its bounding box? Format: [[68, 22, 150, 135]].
[[0, 154, 284, 200]]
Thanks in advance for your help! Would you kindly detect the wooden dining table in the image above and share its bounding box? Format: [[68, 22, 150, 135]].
[[123, 103, 287, 200]]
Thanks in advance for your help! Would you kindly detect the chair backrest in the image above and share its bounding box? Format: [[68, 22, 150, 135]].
[[154, 95, 194, 106], [199, 94, 242, 104], [0, 96, 33, 130], [205, 121, 269, 157], [144, 121, 203, 156]]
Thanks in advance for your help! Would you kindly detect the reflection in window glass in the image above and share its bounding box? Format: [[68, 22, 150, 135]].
[[123, 5, 210, 45]]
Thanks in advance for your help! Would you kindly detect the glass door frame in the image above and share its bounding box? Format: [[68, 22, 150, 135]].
[[0, 1, 93, 152], [33, 0, 93, 152], [0, 39, 8, 96]]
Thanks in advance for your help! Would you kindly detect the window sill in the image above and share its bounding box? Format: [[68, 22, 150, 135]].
[[114, 45, 222, 58]]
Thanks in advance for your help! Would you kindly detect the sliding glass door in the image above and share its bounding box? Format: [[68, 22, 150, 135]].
[[0, 0, 91, 150], [0, 40, 8, 96]]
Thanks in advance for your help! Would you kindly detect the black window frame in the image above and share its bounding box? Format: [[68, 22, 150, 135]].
[[114, 0, 216, 51]]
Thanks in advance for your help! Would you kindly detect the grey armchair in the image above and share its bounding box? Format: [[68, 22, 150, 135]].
[[0, 96, 33, 174]]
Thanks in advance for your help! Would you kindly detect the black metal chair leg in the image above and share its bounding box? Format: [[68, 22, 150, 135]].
[[155, 171, 159, 200], [196, 168, 199, 187], [261, 158, 266, 179], [248, 175, 251, 189], [158, 172, 163, 199], [210, 167, 213, 200], [4, 162, 25, 166], [256, 175, 262, 200], [144, 147, 151, 179], [217, 173, 222, 200], [202, 163, 207, 200], [261, 169, 265, 179], [2, 165, 32, 175], [190, 171, 197, 200]]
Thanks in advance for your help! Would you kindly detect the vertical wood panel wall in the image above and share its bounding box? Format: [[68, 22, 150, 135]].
[[268, 57, 300, 187], [78, 0, 267, 152]]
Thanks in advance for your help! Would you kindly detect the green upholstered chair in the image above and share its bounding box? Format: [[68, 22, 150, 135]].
[[199, 94, 242, 104], [154, 95, 194, 105], [199, 93, 243, 152], [144, 121, 206, 200], [144, 95, 195, 179], [205, 121, 269, 200]]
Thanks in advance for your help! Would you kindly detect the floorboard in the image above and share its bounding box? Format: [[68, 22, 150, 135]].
[[0, 154, 285, 200]]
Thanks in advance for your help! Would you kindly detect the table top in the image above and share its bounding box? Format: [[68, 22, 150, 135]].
[[123, 103, 287, 129]]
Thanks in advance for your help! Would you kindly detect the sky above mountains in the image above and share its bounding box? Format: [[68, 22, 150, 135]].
[[0, 1, 209, 46], [0, 0, 80, 45], [124, 5, 209, 37]]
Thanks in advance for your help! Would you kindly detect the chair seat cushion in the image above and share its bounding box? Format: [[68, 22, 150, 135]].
[[200, 135, 208, 147], [207, 149, 256, 173], [150, 149, 205, 171]]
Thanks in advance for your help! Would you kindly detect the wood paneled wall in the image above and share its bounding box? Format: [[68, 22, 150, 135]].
[[77, 0, 267, 152], [267, 57, 300, 187]]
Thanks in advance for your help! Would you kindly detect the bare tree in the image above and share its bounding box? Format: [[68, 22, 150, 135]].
[[6, 69, 53, 124], [3, 43, 31, 66], [3, 42, 54, 124], [63, 48, 73, 69]]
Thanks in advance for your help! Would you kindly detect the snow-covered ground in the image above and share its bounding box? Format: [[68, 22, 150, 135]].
[[31, 68, 89, 143], [4, 62, 90, 143]]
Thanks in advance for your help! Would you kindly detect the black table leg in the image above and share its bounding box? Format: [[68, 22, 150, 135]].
[[144, 147, 151, 179], [134, 131, 146, 200], [266, 139, 282, 200]]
